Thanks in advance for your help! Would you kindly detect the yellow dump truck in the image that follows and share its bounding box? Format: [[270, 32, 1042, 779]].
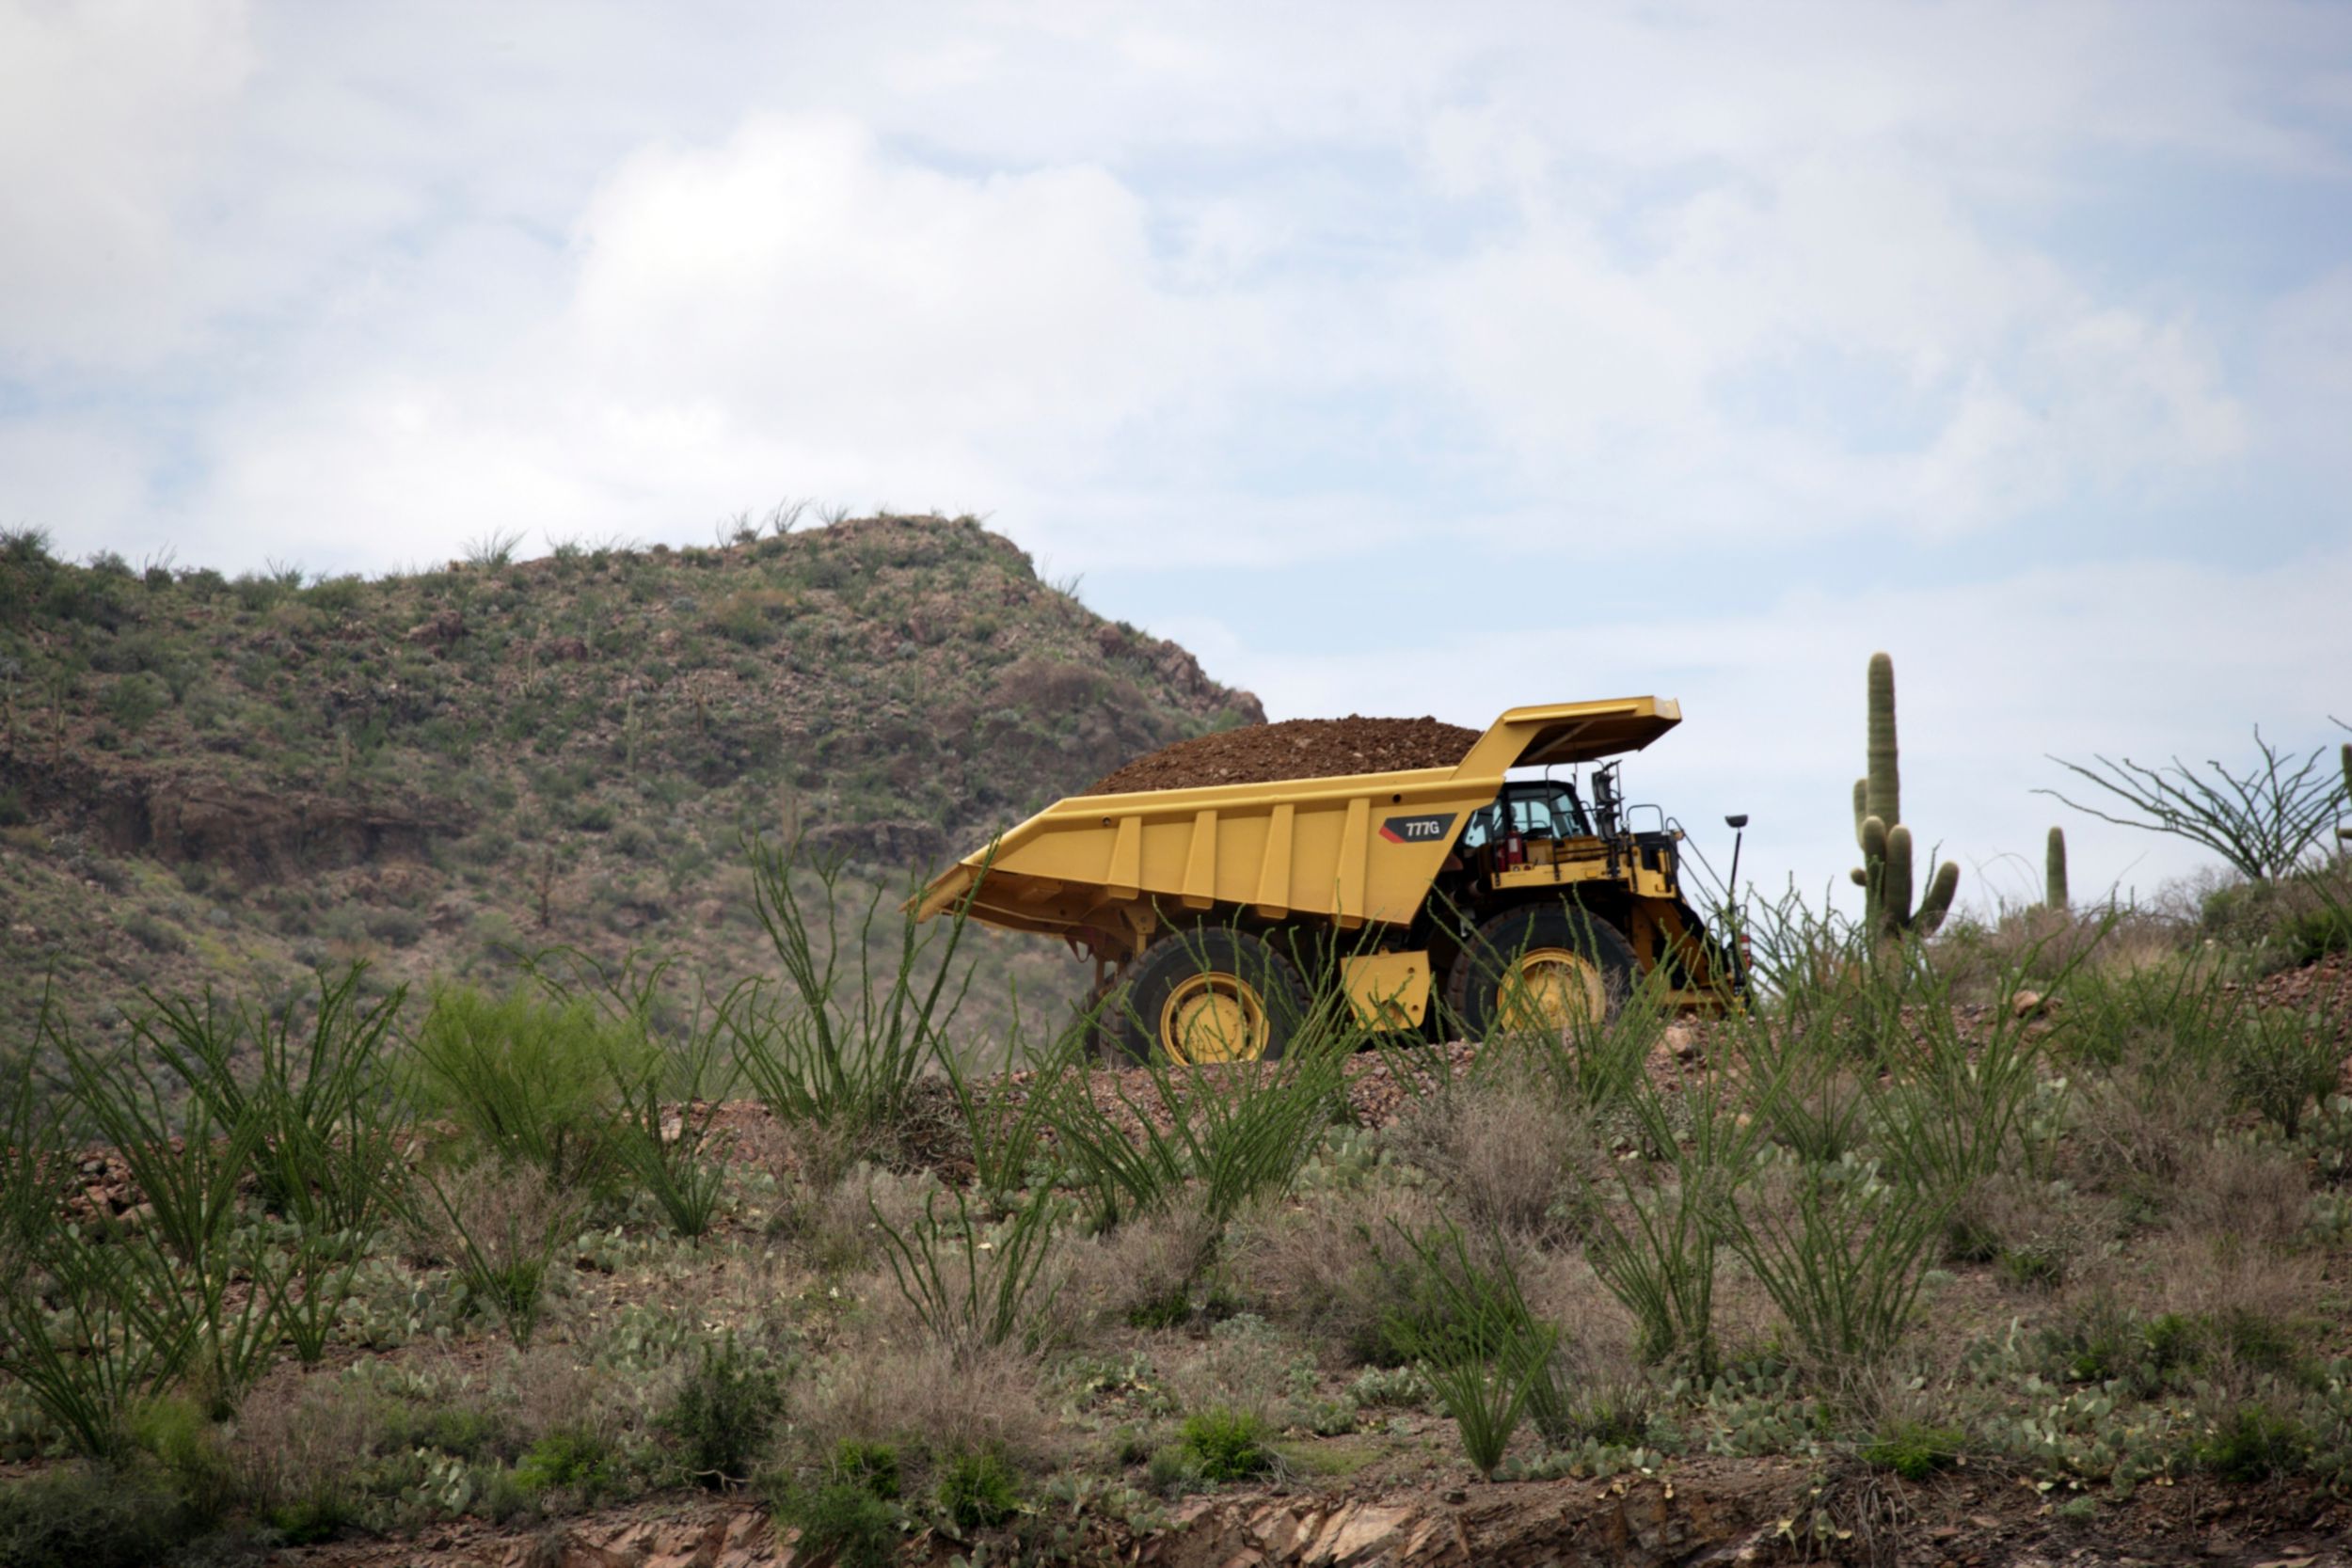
[[915, 696, 1741, 1062]]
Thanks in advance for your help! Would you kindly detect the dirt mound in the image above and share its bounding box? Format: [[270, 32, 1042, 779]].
[[1087, 715, 1481, 795]]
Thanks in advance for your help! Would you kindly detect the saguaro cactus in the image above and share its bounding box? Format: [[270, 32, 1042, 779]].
[[2045, 826, 2069, 910], [1849, 652, 1960, 938], [2340, 744, 2350, 843]]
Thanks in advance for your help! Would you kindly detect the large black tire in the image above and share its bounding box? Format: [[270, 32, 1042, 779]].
[[1074, 968, 1131, 1066], [1109, 927, 1311, 1067], [1442, 902, 1638, 1042]]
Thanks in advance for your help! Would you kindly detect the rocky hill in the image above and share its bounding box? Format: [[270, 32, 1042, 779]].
[[0, 515, 1262, 1048]]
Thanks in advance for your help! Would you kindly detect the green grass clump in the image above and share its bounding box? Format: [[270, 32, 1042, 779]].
[[513, 1426, 621, 1501], [1179, 1408, 1273, 1482], [784, 1482, 898, 1568], [935, 1448, 1021, 1531], [830, 1440, 900, 1500], [2197, 1402, 2311, 1481], [775, 1448, 902, 1568], [1861, 1418, 1966, 1481]]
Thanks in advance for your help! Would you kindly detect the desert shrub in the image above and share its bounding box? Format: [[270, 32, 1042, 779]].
[[935, 1447, 1020, 1530], [2036, 1299, 2207, 1398], [521, 949, 738, 1241], [122, 911, 184, 954], [135, 964, 412, 1240], [2271, 906, 2352, 968], [1862, 1418, 1966, 1481], [723, 835, 971, 1148], [361, 907, 425, 949], [411, 987, 647, 1191], [1375, 1223, 1566, 1471], [2175, 1140, 2311, 1253], [1583, 1066, 1757, 1377], [1179, 1408, 1271, 1482], [0, 1461, 193, 1568], [660, 1334, 780, 1488], [776, 1478, 898, 1568], [304, 576, 365, 615], [1230, 1180, 1438, 1366], [793, 1341, 1053, 1491], [129, 1395, 237, 1525], [1721, 1155, 1948, 1368], [873, 1184, 1067, 1360], [2062, 1053, 2230, 1216], [2227, 999, 2343, 1139]]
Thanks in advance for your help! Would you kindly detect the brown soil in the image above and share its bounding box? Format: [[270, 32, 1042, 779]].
[[1086, 716, 1482, 796]]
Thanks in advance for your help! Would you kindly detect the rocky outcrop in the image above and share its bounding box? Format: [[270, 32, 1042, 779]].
[[2, 752, 462, 884]]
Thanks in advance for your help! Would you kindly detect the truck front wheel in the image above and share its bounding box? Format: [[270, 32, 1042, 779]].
[[1111, 927, 1310, 1067], [1443, 904, 1637, 1041]]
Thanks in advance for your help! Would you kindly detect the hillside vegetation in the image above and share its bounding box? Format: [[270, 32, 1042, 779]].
[[0, 515, 1260, 1047]]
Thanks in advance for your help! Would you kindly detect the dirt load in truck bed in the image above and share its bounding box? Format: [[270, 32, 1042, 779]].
[[1086, 715, 1482, 795]]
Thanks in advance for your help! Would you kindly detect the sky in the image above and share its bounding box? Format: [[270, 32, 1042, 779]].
[[3, 0, 2349, 915]]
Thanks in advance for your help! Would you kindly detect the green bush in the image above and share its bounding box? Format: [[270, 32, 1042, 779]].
[[0, 1462, 193, 1568], [1861, 1418, 1965, 1481], [361, 907, 426, 949], [411, 987, 647, 1190], [660, 1335, 780, 1488], [267, 1492, 356, 1545], [935, 1448, 1020, 1532], [129, 1396, 235, 1524], [99, 674, 166, 732], [2229, 1001, 2342, 1139], [1179, 1408, 1271, 1482]]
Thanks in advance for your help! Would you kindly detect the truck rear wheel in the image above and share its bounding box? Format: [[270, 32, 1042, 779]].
[[1111, 927, 1310, 1067], [1444, 903, 1637, 1041]]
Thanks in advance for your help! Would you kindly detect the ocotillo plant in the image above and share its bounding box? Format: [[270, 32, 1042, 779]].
[[2046, 826, 2069, 910], [1849, 651, 1960, 938], [2340, 743, 2350, 843]]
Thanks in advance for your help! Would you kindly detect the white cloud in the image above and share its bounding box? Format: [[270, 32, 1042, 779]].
[[0, 0, 252, 371], [1422, 143, 2248, 541]]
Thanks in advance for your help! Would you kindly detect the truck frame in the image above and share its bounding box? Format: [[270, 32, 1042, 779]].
[[914, 696, 1740, 1063]]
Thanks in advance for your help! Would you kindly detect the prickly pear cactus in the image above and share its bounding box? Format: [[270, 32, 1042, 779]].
[[1849, 651, 1961, 938], [2045, 826, 2069, 910]]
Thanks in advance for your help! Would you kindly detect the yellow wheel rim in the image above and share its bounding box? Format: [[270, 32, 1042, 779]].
[[1497, 946, 1607, 1032], [1159, 973, 1271, 1064]]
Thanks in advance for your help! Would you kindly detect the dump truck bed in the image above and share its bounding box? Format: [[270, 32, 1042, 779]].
[[916, 697, 1680, 957]]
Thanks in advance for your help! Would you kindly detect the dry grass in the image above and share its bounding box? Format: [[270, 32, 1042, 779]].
[[2172, 1139, 2312, 1254], [1061, 1209, 1219, 1328], [2063, 1054, 2232, 1204], [792, 1340, 1056, 1479], [230, 1364, 387, 1515], [1947, 1172, 2115, 1291], [1389, 1079, 1595, 1242], [1228, 1178, 1443, 1368]]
